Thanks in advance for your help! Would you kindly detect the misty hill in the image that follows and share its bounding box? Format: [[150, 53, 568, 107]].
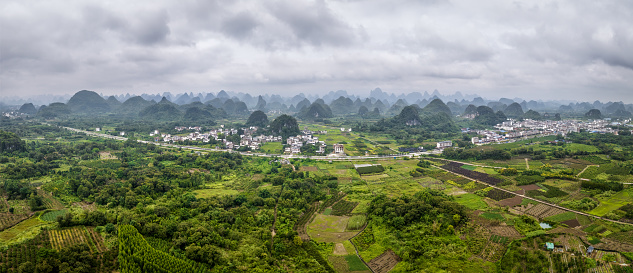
[[221, 99, 249, 116], [66, 90, 110, 114], [106, 96, 121, 110], [183, 107, 215, 123], [38, 102, 71, 118], [298, 102, 333, 120], [139, 99, 181, 120], [421, 99, 452, 116], [329, 96, 354, 115], [474, 106, 507, 126], [119, 96, 156, 116], [504, 102, 524, 118], [18, 103, 37, 115]]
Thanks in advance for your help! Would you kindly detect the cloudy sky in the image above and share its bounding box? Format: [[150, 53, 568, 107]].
[[1, 0, 632, 102]]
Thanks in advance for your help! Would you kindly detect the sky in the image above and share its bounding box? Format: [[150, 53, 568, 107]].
[[1, 0, 633, 102]]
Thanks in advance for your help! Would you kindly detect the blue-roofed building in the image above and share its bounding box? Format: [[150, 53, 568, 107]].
[[587, 246, 594, 255]]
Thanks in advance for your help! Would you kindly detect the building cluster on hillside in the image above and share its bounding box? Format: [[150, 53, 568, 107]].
[[466, 118, 628, 145], [302, 127, 328, 135]]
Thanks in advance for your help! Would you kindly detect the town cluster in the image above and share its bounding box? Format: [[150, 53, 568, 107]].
[[467, 118, 630, 145]]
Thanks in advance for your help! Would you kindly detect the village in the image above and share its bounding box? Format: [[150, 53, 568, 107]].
[[468, 118, 631, 145], [148, 125, 349, 155]]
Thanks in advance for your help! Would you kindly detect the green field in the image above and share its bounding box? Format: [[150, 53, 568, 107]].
[[0, 216, 50, 246], [344, 255, 369, 271], [589, 190, 632, 216], [481, 212, 505, 221], [454, 193, 488, 210], [260, 142, 283, 153]]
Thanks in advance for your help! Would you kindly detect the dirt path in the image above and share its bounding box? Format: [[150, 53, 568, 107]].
[[270, 185, 284, 251], [525, 158, 529, 170], [577, 164, 599, 177]]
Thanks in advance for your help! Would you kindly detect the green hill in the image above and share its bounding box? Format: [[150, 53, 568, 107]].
[[422, 99, 452, 116], [18, 103, 37, 115], [38, 102, 71, 118], [246, 110, 269, 127], [269, 114, 300, 139], [66, 90, 110, 114], [504, 102, 524, 118], [139, 103, 181, 120]]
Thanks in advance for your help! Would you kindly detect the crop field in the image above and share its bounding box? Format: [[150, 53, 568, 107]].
[[544, 211, 577, 223], [440, 162, 504, 185], [589, 190, 632, 216], [307, 214, 357, 242], [40, 209, 68, 222], [328, 255, 371, 273], [0, 213, 28, 232], [454, 193, 488, 210], [347, 215, 367, 230], [488, 226, 522, 238], [480, 242, 506, 262], [49, 226, 91, 251], [367, 249, 400, 273], [525, 204, 566, 219], [331, 200, 358, 216], [0, 216, 50, 245], [486, 188, 515, 201], [480, 212, 504, 221]]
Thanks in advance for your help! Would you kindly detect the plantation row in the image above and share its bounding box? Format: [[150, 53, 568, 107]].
[[330, 199, 358, 216], [40, 209, 68, 222], [49, 226, 89, 251], [440, 162, 504, 185], [0, 213, 27, 231], [486, 188, 515, 201], [0, 230, 49, 270], [118, 225, 211, 273]]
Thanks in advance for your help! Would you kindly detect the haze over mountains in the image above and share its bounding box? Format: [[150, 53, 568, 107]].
[[7, 88, 633, 121]]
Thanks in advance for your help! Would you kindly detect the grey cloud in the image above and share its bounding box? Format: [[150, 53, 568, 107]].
[[266, 0, 357, 47], [221, 11, 259, 40]]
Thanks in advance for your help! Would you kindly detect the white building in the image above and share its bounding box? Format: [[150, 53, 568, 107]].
[[333, 144, 344, 154], [436, 141, 452, 149]]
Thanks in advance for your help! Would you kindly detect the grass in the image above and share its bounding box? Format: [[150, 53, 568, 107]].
[[461, 165, 477, 171], [454, 193, 488, 210], [323, 208, 332, 215], [192, 188, 240, 198], [480, 212, 505, 221], [347, 215, 367, 230], [344, 255, 369, 271], [260, 142, 283, 153], [544, 212, 576, 222], [589, 190, 631, 216], [309, 214, 350, 233]]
